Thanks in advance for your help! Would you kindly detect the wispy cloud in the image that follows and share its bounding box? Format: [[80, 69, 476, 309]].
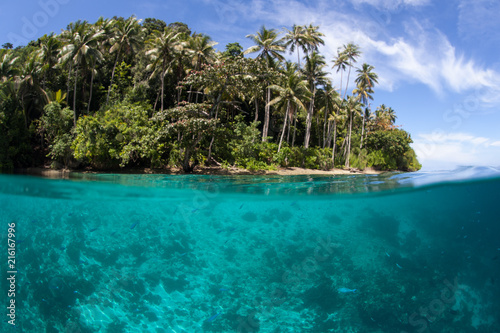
[[201, 0, 500, 105], [458, 0, 500, 43], [413, 132, 500, 170], [349, 0, 430, 10]]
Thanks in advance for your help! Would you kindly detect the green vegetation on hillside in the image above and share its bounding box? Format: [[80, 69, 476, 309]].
[[0, 17, 421, 172]]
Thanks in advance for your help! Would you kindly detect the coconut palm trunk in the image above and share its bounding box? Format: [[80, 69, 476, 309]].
[[262, 87, 270, 141], [304, 84, 316, 148], [254, 99, 259, 122], [107, 49, 121, 104], [87, 65, 95, 113], [332, 123, 337, 163], [360, 115, 366, 149], [278, 101, 290, 152], [73, 66, 78, 125], [346, 110, 353, 168]]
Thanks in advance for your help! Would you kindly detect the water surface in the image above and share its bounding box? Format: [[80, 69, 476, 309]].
[[1, 167, 499, 332]]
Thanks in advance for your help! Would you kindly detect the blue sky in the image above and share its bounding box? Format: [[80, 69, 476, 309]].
[[1, 0, 500, 170]]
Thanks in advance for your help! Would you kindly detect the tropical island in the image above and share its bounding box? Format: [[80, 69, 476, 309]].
[[0, 16, 421, 174]]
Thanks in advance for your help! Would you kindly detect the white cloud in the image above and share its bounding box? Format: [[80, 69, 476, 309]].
[[413, 132, 500, 170], [203, 0, 500, 104], [350, 0, 430, 10]]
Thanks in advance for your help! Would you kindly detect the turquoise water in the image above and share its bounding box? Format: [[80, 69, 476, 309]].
[[1, 167, 500, 332]]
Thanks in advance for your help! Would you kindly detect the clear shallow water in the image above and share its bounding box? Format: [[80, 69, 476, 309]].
[[1, 167, 500, 332]]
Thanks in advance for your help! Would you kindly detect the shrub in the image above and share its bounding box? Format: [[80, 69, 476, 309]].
[[72, 102, 156, 168]]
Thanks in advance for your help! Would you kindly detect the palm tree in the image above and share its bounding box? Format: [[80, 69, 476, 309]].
[[37, 33, 60, 90], [283, 24, 307, 69], [354, 63, 378, 100], [0, 50, 19, 83], [375, 104, 396, 130], [354, 63, 378, 149], [106, 16, 143, 104], [59, 20, 104, 124], [244, 26, 285, 64], [303, 23, 325, 55], [340, 43, 361, 100], [244, 26, 285, 141], [18, 53, 44, 128], [387, 107, 397, 124], [330, 97, 346, 164], [146, 28, 183, 112], [302, 51, 328, 148], [188, 33, 217, 102], [317, 83, 339, 148], [332, 49, 348, 97], [268, 63, 310, 151], [344, 95, 362, 167], [171, 33, 192, 104]]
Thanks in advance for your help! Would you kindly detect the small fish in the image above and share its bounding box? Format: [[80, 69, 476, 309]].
[[385, 252, 390, 258], [206, 312, 221, 322], [219, 288, 229, 292], [130, 222, 138, 229], [89, 227, 98, 232], [338, 288, 357, 293], [239, 204, 244, 209], [396, 263, 403, 269], [192, 208, 198, 213]]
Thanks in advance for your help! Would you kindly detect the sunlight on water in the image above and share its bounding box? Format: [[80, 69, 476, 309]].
[[1, 167, 500, 332]]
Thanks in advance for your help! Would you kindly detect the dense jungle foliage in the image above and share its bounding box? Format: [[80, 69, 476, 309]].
[[0, 17, 421, 172]]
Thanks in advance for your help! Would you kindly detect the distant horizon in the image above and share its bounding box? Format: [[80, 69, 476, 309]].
[[2, 0, 500, 170]]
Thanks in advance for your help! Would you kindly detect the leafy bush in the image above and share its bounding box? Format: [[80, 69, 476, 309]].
[[72, 102, 156, 168], [37, 102, 74, 167], [364, 129, 420, 171]]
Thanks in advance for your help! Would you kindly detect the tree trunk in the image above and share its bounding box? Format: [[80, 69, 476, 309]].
[[207, 106, 219, 164], [87, 65, 95, 113], [66, 63, 72, 106], [297, 48, 301, 70], [292, 112, 297, 147], [346, 111, 353, 167], [160, 71, 165, 112], [254, 99, 259, 122], [322, 104, 329, 148], [360, 115, 365, 149], [154, 91, 159, 111], [304, 84, 316, 148], [326, 120, 332, 148], [332, 122, 337, 164], [262, 87, 270, 141], [73, 66, 78, 125], [286, 107, 293, 144], [344, 66, 352, 100], [278, 101, 290, 152], [107, 49, 121, 104]]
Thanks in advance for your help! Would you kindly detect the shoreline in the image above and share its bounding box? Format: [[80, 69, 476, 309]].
[[13, 166, 384, 178]]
